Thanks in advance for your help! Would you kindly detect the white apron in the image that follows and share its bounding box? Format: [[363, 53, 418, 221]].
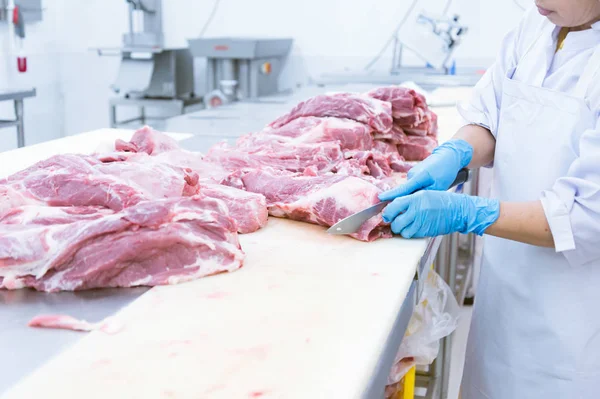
[[461, 26, 600, 399]]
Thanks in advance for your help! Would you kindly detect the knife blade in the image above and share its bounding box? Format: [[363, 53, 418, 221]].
[[327, 168, 470, 235]]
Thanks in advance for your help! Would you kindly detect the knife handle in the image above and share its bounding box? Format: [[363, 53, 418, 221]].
[[449, 168, 470, 189]]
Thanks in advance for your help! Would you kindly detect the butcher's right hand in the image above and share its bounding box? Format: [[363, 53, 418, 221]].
[[379, 139, 473, 201]]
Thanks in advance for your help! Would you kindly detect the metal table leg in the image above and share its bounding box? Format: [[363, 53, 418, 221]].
[[14, 99, 25, 148], [432, 232, 460, 399], [432, 236, 451, 399]]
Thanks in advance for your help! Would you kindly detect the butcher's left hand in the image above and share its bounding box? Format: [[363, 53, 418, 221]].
[[381, 190, 500, 238]]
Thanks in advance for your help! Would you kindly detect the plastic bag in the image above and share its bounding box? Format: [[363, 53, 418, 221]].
[[386, 269, 461, 394]]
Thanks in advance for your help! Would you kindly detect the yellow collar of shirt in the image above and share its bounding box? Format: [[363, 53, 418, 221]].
[[556, 27, 569, 52]]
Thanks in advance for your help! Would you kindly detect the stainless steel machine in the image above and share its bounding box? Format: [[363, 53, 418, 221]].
[[97, 0, 200, 128], [187, 37, 293, 108]]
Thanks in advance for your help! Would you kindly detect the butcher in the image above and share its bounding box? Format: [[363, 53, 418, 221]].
[[379, 1, 600, 398]]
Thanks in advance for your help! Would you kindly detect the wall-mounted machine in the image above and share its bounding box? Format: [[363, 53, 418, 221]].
[[392, 12, 468, 74], [318, 11, 480, 90], [97, 0, 200, 128], [187, 38, 293, 108]]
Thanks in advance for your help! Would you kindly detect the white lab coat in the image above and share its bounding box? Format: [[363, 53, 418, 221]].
[[459, 6, 600, 398]]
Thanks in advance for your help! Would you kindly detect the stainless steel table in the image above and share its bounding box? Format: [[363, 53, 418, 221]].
[[0, 88, 36, 148]]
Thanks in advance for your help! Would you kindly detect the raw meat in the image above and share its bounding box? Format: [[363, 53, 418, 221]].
[[387, 152, 414, 173], [201, 184, 268, 234], [335, 151, 393, 178], [241, 169, 391, 242], [373, 124, 408, 144], [268, 93, 393, 133], [96, 157, 200, 197], [107, 131, 269, 234], [398, 135, 438, 161], [0, 155, 148, 212], [0, 195, 244, 292], [243, 117, 373, 151], [28, 314, 123, 334], [0, 154, 200, 213], [427, 111, 439, 137], [100, 150, 234, 186], [0, 84, 445, 292], [367, 86, 438, 137], [0, 205, 113, 226], [0, 155, 198, 212], [367, 86, 426, 119], [205, 141, 344, 174], [115, 125, 179, 155], [403, 111, 438, 137]]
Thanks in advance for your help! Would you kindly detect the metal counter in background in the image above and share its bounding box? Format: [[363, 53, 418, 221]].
[[0, 88, 36, 148]]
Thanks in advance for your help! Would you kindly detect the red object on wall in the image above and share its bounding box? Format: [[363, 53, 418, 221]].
[[17, 57, 27, 73]]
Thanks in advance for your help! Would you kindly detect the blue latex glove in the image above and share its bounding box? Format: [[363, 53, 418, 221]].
[[379, 139, 474, 201], [381, 190, 500, 238]]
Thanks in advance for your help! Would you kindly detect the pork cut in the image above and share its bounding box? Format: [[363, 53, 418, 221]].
[[200, 184, 268, 234], [28, 314, 123, 333], [242, 117, 373, 151], [205, 141, 344, 174], [0, 84, 444, 292], [115, 125, 179, 155], [0, 154, 200, 213], [373, 124, 408, 144], [335, 150, 393, 178], [268, 93, 393, 133], [0, 195, 244, 292], [366, 86, 426, 119], [397, 135, 438, 161], [241, 169, 391, 242]]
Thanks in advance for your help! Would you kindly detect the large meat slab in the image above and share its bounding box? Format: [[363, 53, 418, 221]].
[[0, 86, 440, 291]]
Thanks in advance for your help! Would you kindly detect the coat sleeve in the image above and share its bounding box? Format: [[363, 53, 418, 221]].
[[541, 108, 600, 266], [457, 8, 537, 137]]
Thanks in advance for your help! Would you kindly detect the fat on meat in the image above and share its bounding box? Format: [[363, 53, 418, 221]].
[[366, 86, 426, 119], [201, 184, 268, 234], [0, 196, 244, 292], [205, 141, 344, 174], [100, 149, 234, 187], [403, 111, 438, 137], [28, 314, 123, 333], [0, 155, 148, 212], [335, 151, 393, 178], [241, 169, 392, 242], [115, 125, 179, 155], [268, 93, 393, 133], [373, 124, 408, 144], [398, 135, 438, 161], [372, 141, 414, 173], [241, 117, 373, 151], [104, 134, 269, 234], [0, 154, 200, 213]]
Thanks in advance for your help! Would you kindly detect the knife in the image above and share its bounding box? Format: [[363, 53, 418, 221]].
[[327, 168, 470, 235]]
